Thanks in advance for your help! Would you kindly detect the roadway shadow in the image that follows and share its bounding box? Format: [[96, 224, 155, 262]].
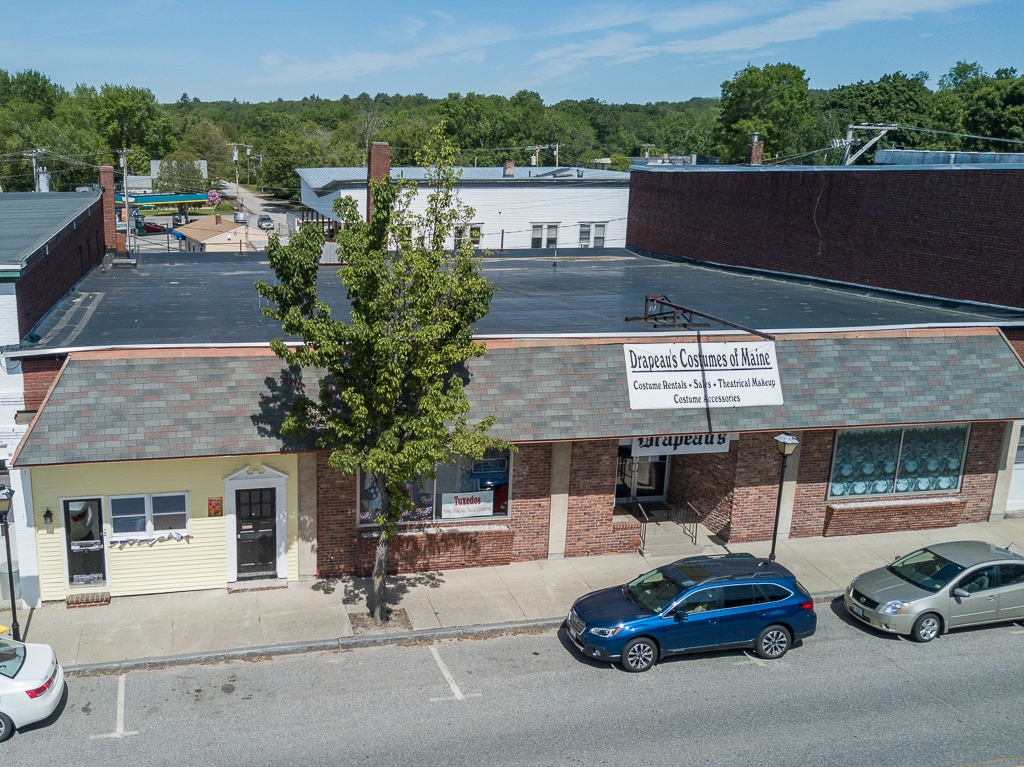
[[16, 682, 68, 736]]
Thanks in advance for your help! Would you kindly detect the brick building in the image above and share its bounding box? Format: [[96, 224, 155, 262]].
[[0, 181, 116, 606], [626, 162, 1024, 308], [10, 247, 1024, 600]]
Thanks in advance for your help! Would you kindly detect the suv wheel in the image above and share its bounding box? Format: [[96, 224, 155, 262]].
[[620, 637, 657, 672], [911, 613, 941, 643], [755, 625, 791, 659]]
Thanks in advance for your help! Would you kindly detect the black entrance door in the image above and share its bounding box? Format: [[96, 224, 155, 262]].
[[236, 488, 277, 578], [64, 499, 106, 585]]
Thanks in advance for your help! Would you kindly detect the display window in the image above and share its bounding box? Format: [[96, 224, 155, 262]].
[[358, 449, 511, 525], [828, 426, 970, 498]]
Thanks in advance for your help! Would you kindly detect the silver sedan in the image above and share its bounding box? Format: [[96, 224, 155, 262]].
[[844, 540, 1024, 642]]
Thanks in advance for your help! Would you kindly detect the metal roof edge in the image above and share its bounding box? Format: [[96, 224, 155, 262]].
[[8, 320, 1020, 361]]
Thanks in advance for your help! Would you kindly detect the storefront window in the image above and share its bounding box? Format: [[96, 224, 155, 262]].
[[359, 449, 511, 525], [829, 426, 969, 498]]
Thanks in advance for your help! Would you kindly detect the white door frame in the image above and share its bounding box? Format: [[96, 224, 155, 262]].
[[224, 465, 289, 582]]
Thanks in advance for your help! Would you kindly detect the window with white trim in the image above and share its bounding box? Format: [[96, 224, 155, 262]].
[[531, 223, 559, 248], [109, 493, 189, 537], [579, 222, 606, 248]]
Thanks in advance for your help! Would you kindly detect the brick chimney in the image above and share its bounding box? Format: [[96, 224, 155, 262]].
[[99, 164, 117, 250], [746, 133, 764, 166], [503, 159, 514, 178], [215, 214, 221, 225], [367, 142, 392, 222]]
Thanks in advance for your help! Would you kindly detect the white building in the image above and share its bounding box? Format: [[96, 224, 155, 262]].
[[296, 159, 630, 251]]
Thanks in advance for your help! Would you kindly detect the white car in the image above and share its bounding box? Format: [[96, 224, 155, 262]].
[[0, 637, 65, 742]]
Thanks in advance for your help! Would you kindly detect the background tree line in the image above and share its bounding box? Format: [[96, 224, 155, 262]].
[[1, 59, 1021, 197]]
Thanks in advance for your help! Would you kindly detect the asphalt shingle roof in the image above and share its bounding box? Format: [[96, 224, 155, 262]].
[[14, 331, 1024, 466], [0, 191, 101, 266]]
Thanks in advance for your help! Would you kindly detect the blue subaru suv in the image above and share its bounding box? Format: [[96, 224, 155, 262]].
[[566, 553, 817, 672]]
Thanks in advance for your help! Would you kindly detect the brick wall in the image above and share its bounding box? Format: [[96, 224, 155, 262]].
[[315, 451, 359, 578], [315, 442, 553, 575], [367, 142, 391, 221], [15, 196, 104, 339], [354, 526, 514, 575], [730, 433, 788, 543], [627, 168, 1024, 308], [790, 430, 836, 538], [21, 357, 65, 410], [508, 442, 551, 561], [99, 165, 117, 250], [789, 424, 1003, 538], [824, 499, 966, 536], [669, 447, 737, 540], [564, 439, 623, 556], [959, 422, 1004, 522]]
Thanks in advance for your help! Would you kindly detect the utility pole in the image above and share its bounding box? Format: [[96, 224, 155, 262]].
[[28, 149, 44, 192], [524, 145, 551, 167], [554, 142, 560, 167], [227, 142, 252, 213], [118, 149, 132, 254]]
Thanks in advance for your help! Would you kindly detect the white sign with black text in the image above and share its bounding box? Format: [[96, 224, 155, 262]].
[[631, 433, 739, 456], [623, 342, 784, 410], [441, 491, 494, 519]]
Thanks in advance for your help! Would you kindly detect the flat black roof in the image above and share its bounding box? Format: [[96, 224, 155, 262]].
[[21, 248, 1024, 352]]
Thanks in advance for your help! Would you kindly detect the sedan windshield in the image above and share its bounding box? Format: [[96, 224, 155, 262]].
[[888, 548, 965, 592], [626, 568, 686, 614], [0, 639, 26, 679]]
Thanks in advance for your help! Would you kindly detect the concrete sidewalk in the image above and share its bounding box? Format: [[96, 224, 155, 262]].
[[2, 518, 1022, 668]]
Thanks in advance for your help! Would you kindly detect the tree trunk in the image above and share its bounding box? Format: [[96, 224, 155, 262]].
[[372, 534, 388, 625], [371, 478, 391, 625]]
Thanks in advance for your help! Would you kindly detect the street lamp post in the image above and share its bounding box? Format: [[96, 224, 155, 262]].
[[0, 485, 19, 641], [769, 434, 799, 562]]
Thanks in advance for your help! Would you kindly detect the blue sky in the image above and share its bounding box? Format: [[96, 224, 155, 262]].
[[1, 0, 1019, 103]]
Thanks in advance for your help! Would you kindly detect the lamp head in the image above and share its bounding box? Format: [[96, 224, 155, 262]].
[[0, 484, 11, 514], [774, 433, 799, 457], [43, 508, 53, 525]]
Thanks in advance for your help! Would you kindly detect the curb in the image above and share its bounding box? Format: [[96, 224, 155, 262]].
[[64, 591, 846, 676], [65, 617, 565, 676]]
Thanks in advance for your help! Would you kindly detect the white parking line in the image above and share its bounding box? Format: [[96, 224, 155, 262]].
[[732, 652, 767, 668], [89, 674, 139, 740], [428, 646, 481, 702]]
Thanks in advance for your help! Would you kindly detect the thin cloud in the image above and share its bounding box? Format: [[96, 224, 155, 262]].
[[253, 24, 518, 84]]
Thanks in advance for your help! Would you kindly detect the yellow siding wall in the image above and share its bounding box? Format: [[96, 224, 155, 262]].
[[30, 455, 299, 601]]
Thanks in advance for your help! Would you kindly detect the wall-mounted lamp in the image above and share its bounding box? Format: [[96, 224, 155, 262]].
[[43, 508, 53, 525]]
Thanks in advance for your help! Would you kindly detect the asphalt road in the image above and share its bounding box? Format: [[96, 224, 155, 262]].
[[5, 601, 1023, 767]]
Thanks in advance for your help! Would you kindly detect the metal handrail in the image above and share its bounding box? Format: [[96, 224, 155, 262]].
[[626, 495, 650, 553]]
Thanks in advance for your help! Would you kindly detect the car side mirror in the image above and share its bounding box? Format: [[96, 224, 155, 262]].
[[673, 610, 687, 622], [953, 588, 970, 599]]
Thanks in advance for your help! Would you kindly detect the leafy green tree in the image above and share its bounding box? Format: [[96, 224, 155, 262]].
[[255, 126, 508, 623], [715, 63, 816, 162], [180, 119, 232, 184], [154, 150, 206, 193], [608, 153, 632, 171], [818, 71, 937, 158], [93, 83, 175, 169]]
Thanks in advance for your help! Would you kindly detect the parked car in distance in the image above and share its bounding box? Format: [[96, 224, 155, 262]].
[[844, 540, 1024, 643], [257, 214, 274, 231], [0, 637, 65, 742], [233, 210, 249, 225], [142, 221, 165, 233], [566, 553, 817, 672]]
